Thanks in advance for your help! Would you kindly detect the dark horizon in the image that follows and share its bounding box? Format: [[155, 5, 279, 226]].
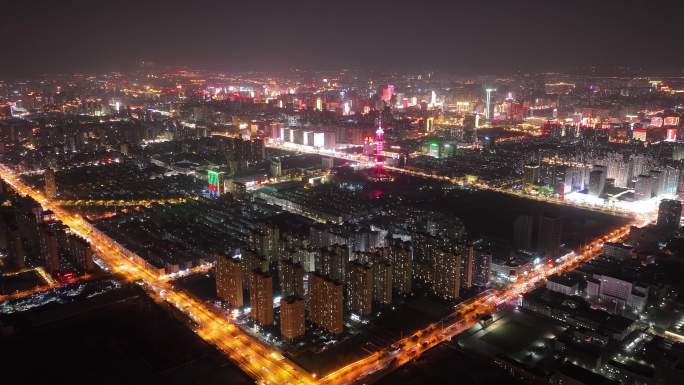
[[2, 3, 684, 384], [2, 0, 684, 78]]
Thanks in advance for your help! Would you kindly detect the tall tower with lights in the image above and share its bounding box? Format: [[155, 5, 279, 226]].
[[375, 118, 385, 175]]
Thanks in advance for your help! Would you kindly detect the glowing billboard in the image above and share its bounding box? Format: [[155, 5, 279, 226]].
[[208, 170, 220, 196], [664, 116, 680, 127]]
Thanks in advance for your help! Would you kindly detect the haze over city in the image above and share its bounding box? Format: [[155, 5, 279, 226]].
[[1, 1, 684, 385], [2, 0, 684, 76]]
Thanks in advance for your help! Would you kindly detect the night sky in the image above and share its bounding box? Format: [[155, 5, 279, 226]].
[[1, 0, 683, 77]]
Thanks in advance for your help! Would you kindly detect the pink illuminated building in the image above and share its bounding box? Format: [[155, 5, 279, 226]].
[[375, 121, 385, 174], [381, 85, 394, 102]]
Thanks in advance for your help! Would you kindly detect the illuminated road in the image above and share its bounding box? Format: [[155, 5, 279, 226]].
[[56, 197, 195, 207], [0, 267, 57, 301], [0, 164, 316, 385], [318, 223, 635, 385], [0, 159, 642, 385], [0, 267, 96, 302]]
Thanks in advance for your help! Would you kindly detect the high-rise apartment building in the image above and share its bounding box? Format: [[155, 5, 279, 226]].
[[316, 244, 348, 282], [460, 245, 474, 289], [270, 158, 282, 178], [523, 164, 540, 185], [472, 247, 492, 287], [347, 261, 373, 316], [66, 234, 94, 272], [240, 250, 268, 286], [372, 259, 393, 305], [308, 272, 343, 334], [588, 166, 606, 197], [44, 168, 57, 198], [513, 215, 534, 250], [280, 296, 305, 341], [387, 239, 412, 296], [634, 175, 653, 201], [432, 248, 461, 300], [538, 214, 562, 259], [5, 225, 25, 270], [650, 170, 665, 197], [657, 199, 682, 233], [279, 258, 305, 298], [249, 270, 274, 326], [249, 222, 280, 262], [38, 223, 60, 273], [216, 254, 244, 308]]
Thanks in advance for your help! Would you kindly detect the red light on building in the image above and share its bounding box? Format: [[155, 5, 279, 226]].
[[633, 128, 647, 142], [375, 123, 384, 171], [208, 170, 221, 197], [56, 271, 78, 285], [368, 119, 392, 182], [381, 85, 394, 102]]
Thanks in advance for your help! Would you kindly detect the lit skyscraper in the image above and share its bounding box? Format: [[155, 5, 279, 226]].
[[308, 272, 344, 334], [279, 258, 305, 298], [472, 248, 492, 287], [280, 296, 305, 341], [38, 223, 60, 273], [249, 270, 274, 326], [485, 88, 496, 120], [372, 259, 392, 305], [269, 158, 282, 178], [316, 244, 349, 282], [66, 234, 94, 273], [347, 261, 373, 316], [663, 166, 680, 195], [460, 245, 474, 289], [216, 254, 244, 308], [240, 251, 268, 286], [44, 168, 57, 199], [386, 239, 413, 296], [588, 166, 607, 197], [432, 248, 461, 300], [523, 164, 540, 185]]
